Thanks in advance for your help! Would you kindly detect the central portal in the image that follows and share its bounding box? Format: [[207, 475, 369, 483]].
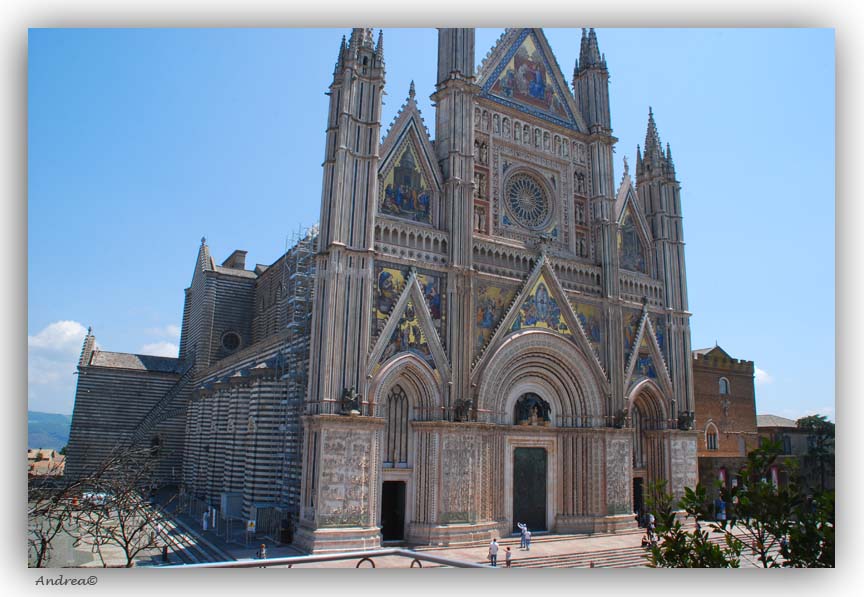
[[512, 447, 547, 532], [381, 481, 406, 541]]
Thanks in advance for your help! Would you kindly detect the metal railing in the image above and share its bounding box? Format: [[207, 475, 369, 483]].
[[163, 547, 489, 569]]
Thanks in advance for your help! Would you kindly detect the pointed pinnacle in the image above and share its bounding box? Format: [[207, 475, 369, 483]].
[[376, 29, 384, 57], [645, 107, 662, 155], [408, 80, 416, 100]]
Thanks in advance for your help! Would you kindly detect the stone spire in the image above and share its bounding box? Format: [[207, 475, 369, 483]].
[[335, 35, 347, 73], [375, 29, 384, 62], [578, 28, 606, 71], [573, 28, 610, 132]]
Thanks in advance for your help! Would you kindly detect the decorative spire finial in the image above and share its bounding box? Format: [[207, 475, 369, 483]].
[[201, 236, 206, 245], [623, 155, 629, 175], [408, 80, 415, 100]]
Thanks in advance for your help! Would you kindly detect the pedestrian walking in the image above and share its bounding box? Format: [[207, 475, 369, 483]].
[[524, 529, 532, 551], [256, 543, 267, 559], [517, 522, 527, 549], [488, 538, 499, 567], [505, 546, 512, 568]]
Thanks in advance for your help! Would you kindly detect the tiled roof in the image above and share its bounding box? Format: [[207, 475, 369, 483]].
[[89, 351, 183, 373], [213, 265, 258, 279], [756, 414, 798, 428]]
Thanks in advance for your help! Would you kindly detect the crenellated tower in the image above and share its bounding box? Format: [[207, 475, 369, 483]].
[[636, 108, 694, 414]]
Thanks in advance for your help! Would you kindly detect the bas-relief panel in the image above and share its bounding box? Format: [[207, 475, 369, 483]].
[[606, 438, 631, 515], [380, 143, 433, 224], [474, 282, 518, 356], [373, 264, 444, 340], [487, 30, 572, 126], [440, 435, 477, 523], [572, 300, 605, 368], [669, 437, 698, 499], [510, 275, 571, 336], [317, 430, 373, 527], [618, 208, 647, 274]]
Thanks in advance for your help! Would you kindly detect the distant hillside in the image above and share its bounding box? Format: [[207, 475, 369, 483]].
[[28, 411, 72, 451]]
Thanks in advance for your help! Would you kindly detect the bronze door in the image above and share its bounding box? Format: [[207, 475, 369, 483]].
[[513, 447, 547, 532], [381, 481, 406, 541]]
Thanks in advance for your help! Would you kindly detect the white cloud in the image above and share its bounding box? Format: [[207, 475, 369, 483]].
[[138, 342, 179, 357], [28, 320, 89, 414], [28, 320, 88, 354], [145, 324, 181, 340], [754, 367, 773, 385]]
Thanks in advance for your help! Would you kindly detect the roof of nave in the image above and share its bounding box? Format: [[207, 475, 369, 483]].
[[756, 414, 798, 429], [88, 350, 183, 373]]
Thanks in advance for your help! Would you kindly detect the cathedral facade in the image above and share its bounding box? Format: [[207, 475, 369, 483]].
[[295, 27, 697, 551], [66, 28, 698, 554]]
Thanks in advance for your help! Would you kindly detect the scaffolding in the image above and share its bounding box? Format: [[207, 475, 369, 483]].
[[267, 224, 317, 541]]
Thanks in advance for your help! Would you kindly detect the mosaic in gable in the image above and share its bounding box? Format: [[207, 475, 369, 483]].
[[573, 300, 605, 367], [510, 275, 571, 336], [380, 143, 433, 224], [474, 283, 518, 356], [373, 264, 443, 340], [623, 309, 642, 365], [618, 208, 647, 274], [380, 298, 435, 368], [488, 31, 571, 125]]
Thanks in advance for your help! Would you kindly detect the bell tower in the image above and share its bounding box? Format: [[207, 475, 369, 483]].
[[297, 28, 387, 553], [432, 28, 478, 416]]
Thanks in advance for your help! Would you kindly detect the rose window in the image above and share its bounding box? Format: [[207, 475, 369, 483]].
[[505, 173, 551, 229]]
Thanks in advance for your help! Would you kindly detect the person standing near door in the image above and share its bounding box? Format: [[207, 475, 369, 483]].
[[524, 529, 532, 551]]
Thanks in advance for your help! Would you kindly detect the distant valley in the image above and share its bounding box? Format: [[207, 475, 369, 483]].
[[28, 411, 72, 450]]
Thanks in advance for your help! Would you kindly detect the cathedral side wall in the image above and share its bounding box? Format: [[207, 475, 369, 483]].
[[66, 366, 181, 481]]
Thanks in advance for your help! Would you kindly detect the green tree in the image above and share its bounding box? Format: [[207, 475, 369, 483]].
[[796, 414, 834, 491], [647, 440, 834, 568]]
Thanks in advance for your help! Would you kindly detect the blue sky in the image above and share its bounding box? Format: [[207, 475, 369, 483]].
[[27, 28, 834, 421]]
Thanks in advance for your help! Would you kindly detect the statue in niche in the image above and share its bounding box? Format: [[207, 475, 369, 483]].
[[515, 124, 521, 143], [514, 393, 551, 426], [474, 139, 480, 162], [474, 106, 481, 127], [523, 124, 530, 144], [341, 387, 361, 415], [475, 172, 486, 199], [454, 398, 474, 422], [493, 114, 500, 135], [482, 111, 489, 131], [479, 143, 488, 165], [543, 132, 550, 151], [613, 408, 629, 429], [575, 172, 586, 194], [534, 128, 541, 148], [677, 410, 695, 431], [503, 118, 511, 138]]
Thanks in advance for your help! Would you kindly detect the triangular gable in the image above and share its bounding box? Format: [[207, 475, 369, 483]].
[[373, 264, 445, 345], [378, 87, 442, 225], [695, 345, 734, 361], [477, 29, 585, 132], [623, 310, 673, 397], [617, 199, 652, 276], [471, 256, 606, 384], [368, 270, 450, 378]]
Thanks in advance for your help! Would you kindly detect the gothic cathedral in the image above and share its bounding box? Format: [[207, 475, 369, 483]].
[[294, 28, 697, 551]]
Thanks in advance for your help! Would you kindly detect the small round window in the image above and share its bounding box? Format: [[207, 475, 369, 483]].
[[221, 331, 241, 352]]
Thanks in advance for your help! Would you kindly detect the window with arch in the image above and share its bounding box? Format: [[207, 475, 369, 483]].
[[383, 385, 409, 467], [706, 423, 719, 451], [719, 377, 730, 395]]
